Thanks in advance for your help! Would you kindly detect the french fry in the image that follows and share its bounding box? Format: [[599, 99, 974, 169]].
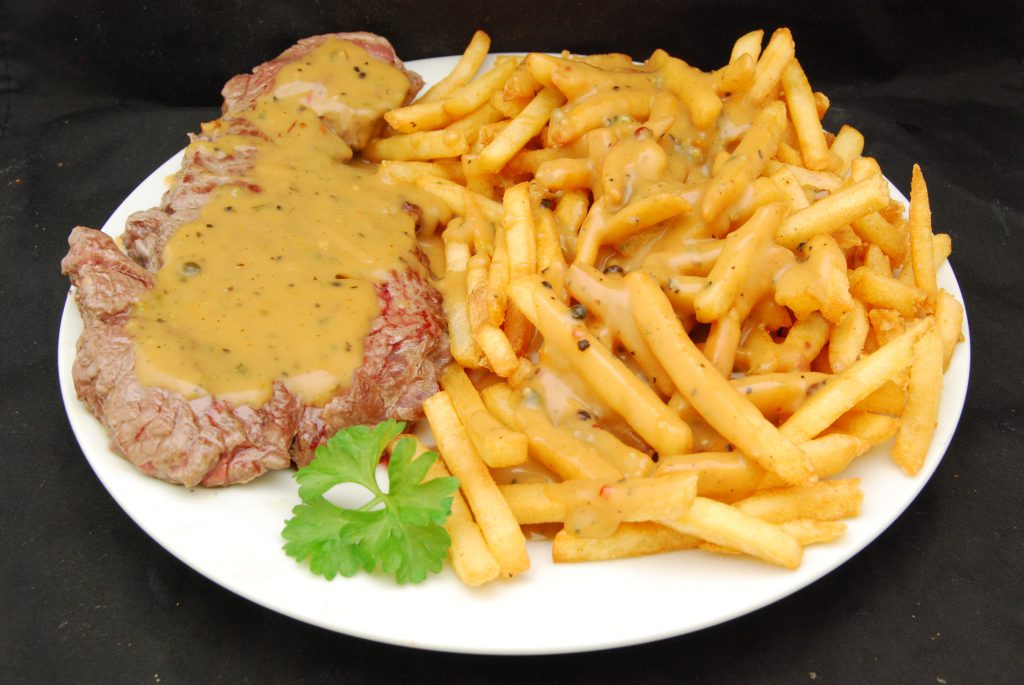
[[576, 192, 692, 265], [829, 300, 870, 373], [694, 203, 786, 322], [733, 479, 863, 523], [892, 323, 944, 475], [385, 97, 455, 134], [626, 270, 814, 485], [500, 471, 697, 527], [548, 88, 657, 145], [781, 319, 927, 442], [363, 129, 469, 162], [514, 275, 695, 457], [553, 522, 700, 562], [778, 520, 846, 545], [774, 174, 890, 249], [849, 267, 927, 318], [935, 289, 965, 370], [702, 101, 787, 221], [419, 30, 492, 102], [440, 364, 528, 467], [565, 263, 673, 396], [662, 497, 803, 569], [749, 28, 795, 103], [478, 87, 566, 174], [481, 382, 623, 481], [654, 52, 722, 129], [442, 56, 519, 118], [712, 53, 756, 96], [441, 231, 483, 367], [392, 435, 501, 587], [730, 29, 765, 63], [826, 411, 901, 446], [502, 182, 538, 278], [424, 391, 530, 576], [909, 164, 938, 308], [830, 125, 865, 175], [781, 58, 838, 171], [657, 451, 765, 502]]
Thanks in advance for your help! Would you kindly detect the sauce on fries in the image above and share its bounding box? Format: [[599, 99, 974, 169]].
[[374, 28, 962, 584]]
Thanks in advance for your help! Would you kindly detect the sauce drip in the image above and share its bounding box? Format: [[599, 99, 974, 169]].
[[128, 40, 442, 407]]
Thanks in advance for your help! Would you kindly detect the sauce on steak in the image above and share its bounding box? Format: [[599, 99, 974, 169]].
[[62, 33, 452, 486]]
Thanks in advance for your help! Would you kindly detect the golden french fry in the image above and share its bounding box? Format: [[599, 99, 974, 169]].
[[442, 56, 519, 119], [702, 101, 787, 221], [734, 479, 863, 523], [363, 129, 469, 162], [737, 313, 830, 375], [909, 164, 938, 308], [781, 319, 927, 442], [774, 233, 854, 324], [424, 391, 530, 576], [854, 378, 908, 416], [657, 451, 765, 503], [779, 519, 846, 545], [441, 233, 483, 367], [730, 29, 765, 63], [481, 382, 623, 481], [826, 411, 901, 446], [851, 210, 908, 264], [478, 87, 566, 174], [385, 97, 454, 134], [419, 30, 492, 102], [567, 417, 656, 477], [441, 364, 527, 467], [694, 203, 786, 322], [576, 192, 692, 265], [517, 275, 695, 457], [849, 267, 927, 318], [502, 182, 538, 278], [829, 300, 870, 373], [444, 102, 507, 144], [662, 497, 803, 569], [774, 174, 890, 249], [781, 58, 838, 171], [548, 88, 657, 145], [712, 53, 755, 95], [475, 324, 520, 377], [626, 270, 814, 485], [892, 323, 943, 475], [830, 125, 865, 175], [935, 289, 965, 370], [553, 522, 699, 562], [500, 471, 697, 527], [415, 176, 504, 225], [749, 27, 795, 103], [565, 263, 673, 396], [703, 310, 741, 378], [655, 53, 722, 129], [394, 435, 501, 587]]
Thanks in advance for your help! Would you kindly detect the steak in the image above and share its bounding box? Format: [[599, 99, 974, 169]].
[[62, 34, 450, 487]]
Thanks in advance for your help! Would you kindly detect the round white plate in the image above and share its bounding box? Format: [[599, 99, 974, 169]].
[[58, 55, 971, 655]]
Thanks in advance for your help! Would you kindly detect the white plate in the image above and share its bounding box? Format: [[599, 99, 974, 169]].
[[58, 55, 971, 655]]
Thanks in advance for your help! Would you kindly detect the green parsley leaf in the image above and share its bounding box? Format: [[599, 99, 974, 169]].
[[282, 419, 459, 584]]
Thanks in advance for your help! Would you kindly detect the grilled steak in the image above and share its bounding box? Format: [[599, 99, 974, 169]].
[[62, 33, 450, 487]]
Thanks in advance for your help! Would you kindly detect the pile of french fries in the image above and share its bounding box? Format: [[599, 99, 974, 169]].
[[376, 29, 965, 586]]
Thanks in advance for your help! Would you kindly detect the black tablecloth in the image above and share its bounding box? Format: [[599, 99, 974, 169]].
[[3, 2, 1022, 682]]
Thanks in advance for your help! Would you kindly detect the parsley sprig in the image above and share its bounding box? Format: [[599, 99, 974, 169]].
[[282, 420, 459, 584]]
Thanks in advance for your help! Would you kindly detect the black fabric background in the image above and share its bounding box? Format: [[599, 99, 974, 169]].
[[2, 1, 1022, 682]]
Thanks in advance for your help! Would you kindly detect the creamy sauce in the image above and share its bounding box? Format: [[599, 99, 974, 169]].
[[128, 40, 443, 406]]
